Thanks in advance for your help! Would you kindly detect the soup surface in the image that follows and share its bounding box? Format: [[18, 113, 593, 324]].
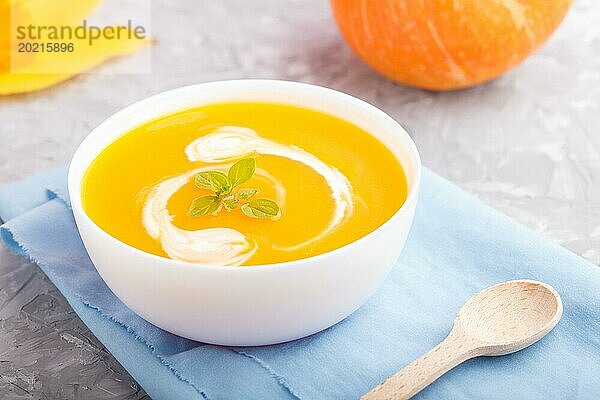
[[82, 102, 408, 266]]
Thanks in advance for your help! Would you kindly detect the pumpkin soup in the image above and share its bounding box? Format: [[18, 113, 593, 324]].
[[81, 102, 407, 266]]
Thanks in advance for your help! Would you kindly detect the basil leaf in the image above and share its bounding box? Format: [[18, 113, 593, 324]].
[[223, 198, 238, 211], [190, 158, 280, 220], [228, 158, 255, 188], [194, 172, 213, 189], [195, 171, 230, 194], [237, 188, 258, 200], [188, 195, 221, 216], [241, 198, 280, 219]]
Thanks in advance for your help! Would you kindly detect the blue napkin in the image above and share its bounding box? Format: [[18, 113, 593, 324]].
[[1, 166, 598, 400]]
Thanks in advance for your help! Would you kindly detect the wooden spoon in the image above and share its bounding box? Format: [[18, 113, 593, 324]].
[[361, 280, 563, 400]]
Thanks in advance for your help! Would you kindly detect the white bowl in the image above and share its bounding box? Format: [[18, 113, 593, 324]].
[[68, 80, 421, 346]]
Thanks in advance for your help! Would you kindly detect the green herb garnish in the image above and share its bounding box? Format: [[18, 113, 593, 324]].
[[188, 158, 281, 220], [240, 199, 280, 219]]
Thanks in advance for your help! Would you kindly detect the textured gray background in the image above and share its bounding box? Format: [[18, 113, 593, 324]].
[[1, 0, 599, 398]]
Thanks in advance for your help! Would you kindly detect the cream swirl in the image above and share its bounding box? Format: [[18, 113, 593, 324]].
[[143, 126, 353, 265], [186, 126, 353, 250], [143, 167, 254, 266]]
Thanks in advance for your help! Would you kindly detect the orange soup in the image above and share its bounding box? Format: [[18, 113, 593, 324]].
[[82, 102, 407, 266]]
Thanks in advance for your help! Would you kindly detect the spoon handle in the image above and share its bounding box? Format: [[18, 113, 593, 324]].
[[360, 326, 479, 400]]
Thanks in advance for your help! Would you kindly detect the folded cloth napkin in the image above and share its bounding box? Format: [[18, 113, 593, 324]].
[[1, 165, 599, 400]]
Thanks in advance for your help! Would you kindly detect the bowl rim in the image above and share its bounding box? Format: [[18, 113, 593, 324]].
[[68, 79, 422, 272]]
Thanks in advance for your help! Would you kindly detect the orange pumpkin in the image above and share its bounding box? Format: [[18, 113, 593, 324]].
[[330, 0, 573, 90]]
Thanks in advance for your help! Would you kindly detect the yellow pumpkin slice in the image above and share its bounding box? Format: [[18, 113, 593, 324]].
[[15, 0, 102, 26], [0, 0, 150, 95], [0, 33, 150, 95]]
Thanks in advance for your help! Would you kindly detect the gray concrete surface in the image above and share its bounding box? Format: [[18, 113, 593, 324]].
[[1, 0, 599, 398]]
